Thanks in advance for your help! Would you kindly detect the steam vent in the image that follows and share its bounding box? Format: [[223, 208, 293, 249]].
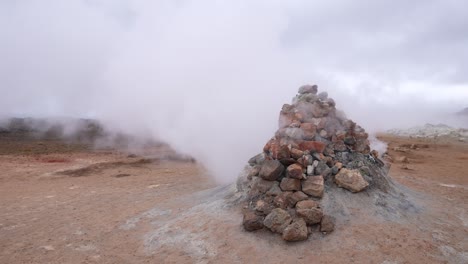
[[238, 84, 412, 242]]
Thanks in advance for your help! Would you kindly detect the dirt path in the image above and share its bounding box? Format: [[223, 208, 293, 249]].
[[0, 135, 467, 263]]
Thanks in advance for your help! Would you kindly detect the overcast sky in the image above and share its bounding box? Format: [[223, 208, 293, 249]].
[[1, 0, 467, 182]]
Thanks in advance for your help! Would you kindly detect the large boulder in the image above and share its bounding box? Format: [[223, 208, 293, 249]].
[[263, 208, 292, 234], [334, 168, 369, 193], [282, 218, 308, 242], [301, 176, 324, 198], [259, 160, 284, 181]]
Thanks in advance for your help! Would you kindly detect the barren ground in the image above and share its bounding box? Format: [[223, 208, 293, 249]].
[[0, 132, 467, 263]]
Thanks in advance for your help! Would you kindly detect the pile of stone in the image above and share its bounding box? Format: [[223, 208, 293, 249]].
[[241, 85, 384, 241]]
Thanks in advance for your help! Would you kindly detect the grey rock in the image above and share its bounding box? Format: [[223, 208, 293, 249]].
[[298, 84, 318, 95], [259, 160, 284, 181]]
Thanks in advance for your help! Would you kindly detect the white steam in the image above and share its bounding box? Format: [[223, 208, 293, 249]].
[[1, 1, 468, 183]]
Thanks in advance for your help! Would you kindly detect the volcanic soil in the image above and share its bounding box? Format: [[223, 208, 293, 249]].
[[0, 132, 467, 263]]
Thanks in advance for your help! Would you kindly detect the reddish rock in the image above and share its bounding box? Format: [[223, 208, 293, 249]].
[[259, 160, 284, 181], [243, 210, 264, 231], [298, 141, 326, 153], [290, 148, 304, 159], [296, 200, 320, 210], [294, 112, 305, 122], [300, 123, 317, 140], [302, 176, 324, 198], [286, 164, 304, 179], [263, 208, 292, 234], [280, 178, 302, 191], [282, 218, 308, 241], [334, 169, 369, 193], [296, 207, 323, 225], [288, 191, 309, 207], [274, 191, 293, 209], [279, 112, 295, 128], [310, 118, 327, 130]]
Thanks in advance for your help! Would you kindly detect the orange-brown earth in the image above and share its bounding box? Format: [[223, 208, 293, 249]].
[[0, 132, 467, 263]]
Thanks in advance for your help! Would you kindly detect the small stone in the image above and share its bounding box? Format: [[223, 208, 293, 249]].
[[298, 84, 318, 95], [280, 178, 302, 191], [274, 191, 293, 209], [298, 141, 326, 153], [290, 148, 304, 159], [307, 165, 314, 176], [266, 182, 282, 196], [334, 168, 369, 193], [243, 210, 264, 231], [318, 92, 328, 100], [251, 177, 276, 194], [296, 200, 320, 210], [248, 165, 261, 178], [320, 215, 335, 233], [285, 128, 304, 140], [286, 164, 304, 179], [302, 176, 324, 198], [259, 160, 285, 181], [300, 123, 317, 140], [333, 140, 347, 152], [263, 208, 292, 234], [282, 218, 308, 241], [297, 207, 323, 225], [288, 191, 309, 206], [319, 130, 328, 138], [314, 161, 329, 175], [248, 153, 266, 166]]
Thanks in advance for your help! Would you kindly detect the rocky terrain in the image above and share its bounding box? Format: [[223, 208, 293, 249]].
[[387, 124, 468, 142], [238, 85, 414, 241], [0, 89, 467, 263]]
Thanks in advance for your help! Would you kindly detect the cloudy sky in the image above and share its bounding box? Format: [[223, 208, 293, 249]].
[[1, 0, 467, 182]]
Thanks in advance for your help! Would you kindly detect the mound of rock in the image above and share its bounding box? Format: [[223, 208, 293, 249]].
[[239, 84, 401, 241]]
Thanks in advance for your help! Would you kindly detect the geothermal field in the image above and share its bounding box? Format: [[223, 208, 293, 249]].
[[2, 1, 468, 263], [1, 86, 467, 263]]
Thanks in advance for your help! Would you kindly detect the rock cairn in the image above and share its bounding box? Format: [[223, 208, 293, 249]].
[[241, 84, 385, 241]]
